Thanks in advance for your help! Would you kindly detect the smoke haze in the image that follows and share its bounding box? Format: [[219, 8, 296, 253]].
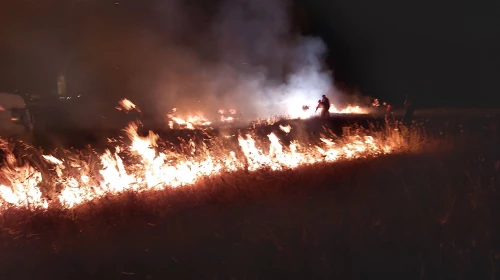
[[0, 0, 339, 121], [144, 0, 336, 120]]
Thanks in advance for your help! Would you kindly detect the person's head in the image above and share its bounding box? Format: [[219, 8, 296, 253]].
[[322, 95, 326, 98]]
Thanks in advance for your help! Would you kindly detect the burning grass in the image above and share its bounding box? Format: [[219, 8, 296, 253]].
[[0, 112, 499, 279], [0, 118, 421, 211], [160, 99, 370, 130]]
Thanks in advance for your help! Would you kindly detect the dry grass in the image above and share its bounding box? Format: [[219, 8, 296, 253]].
[[0, 112, 499, 279], [2, 116, 417, 205]]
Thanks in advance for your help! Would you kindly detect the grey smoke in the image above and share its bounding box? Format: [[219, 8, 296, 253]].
[[0, 0, 339, 123], [138, 0, 336, 120]]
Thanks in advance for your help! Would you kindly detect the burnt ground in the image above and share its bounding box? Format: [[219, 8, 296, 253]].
[[0, 109, 500, 279]]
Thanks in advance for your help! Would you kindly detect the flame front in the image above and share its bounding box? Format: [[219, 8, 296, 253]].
[[0, 121, 406, 211], [286, 102, 368, 119], [167, 108, 212, 129], [166, 103, 368, 130]]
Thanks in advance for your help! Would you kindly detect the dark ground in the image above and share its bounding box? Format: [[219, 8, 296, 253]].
[[1, 109, 500, 279]]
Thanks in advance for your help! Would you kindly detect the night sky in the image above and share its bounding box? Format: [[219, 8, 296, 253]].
[[1, 0, 499, 108], [296, 0, 500, 107]]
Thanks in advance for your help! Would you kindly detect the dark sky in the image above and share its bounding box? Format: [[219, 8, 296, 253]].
[[1, 0, 499, 108], [296, 0, 500, 107]]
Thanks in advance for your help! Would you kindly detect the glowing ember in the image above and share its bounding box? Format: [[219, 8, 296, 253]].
[[0, 120, 407, 211]]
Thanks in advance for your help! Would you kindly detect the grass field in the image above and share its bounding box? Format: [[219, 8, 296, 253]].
[[1, 110, 499, 279]]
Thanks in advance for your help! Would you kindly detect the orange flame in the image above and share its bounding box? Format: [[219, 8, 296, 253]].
[[287, 103, 368, 119], [218, 109, 237, 123], [0, 121, 406, 211], [167, 108, 212, 129], [115, 98, 141, 112]]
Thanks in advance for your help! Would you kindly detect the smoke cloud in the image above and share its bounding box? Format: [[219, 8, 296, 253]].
[[126, 0, 336, 120], [1, 0, 339, 124]]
